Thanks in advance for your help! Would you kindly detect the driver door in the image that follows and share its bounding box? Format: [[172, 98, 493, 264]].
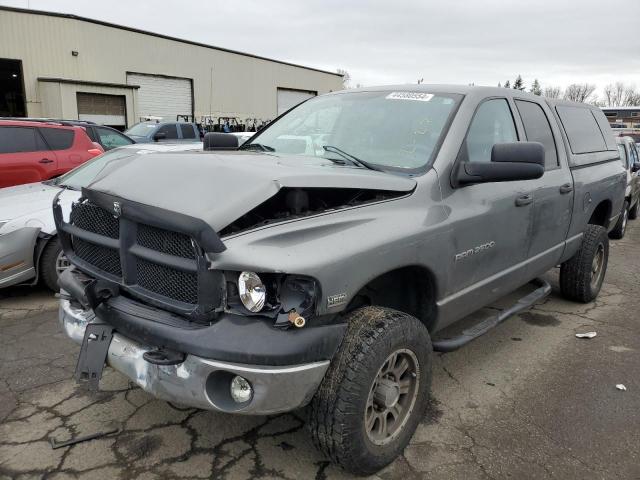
[[441, 98, 535, 317]]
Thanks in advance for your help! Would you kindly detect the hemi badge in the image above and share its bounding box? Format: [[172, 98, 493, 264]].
[[327, 293, 347, 308]]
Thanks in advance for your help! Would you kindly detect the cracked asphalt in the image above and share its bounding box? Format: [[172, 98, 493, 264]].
[[1, 224, 639, 480]]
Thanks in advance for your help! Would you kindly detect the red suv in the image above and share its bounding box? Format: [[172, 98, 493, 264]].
[[0, 120, 103, 188]]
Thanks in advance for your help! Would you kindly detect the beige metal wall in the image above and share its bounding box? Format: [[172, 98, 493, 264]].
[[0, 8, 343, 125]]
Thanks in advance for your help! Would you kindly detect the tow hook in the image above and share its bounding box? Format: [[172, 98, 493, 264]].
[[288, 309, 306, 328]]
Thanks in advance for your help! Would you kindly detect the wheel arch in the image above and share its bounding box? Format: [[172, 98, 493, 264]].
[[345, 265, 439, 332], [588, 200, 612, 228]]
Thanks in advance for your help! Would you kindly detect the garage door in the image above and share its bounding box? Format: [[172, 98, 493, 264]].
[[277, 88, 316, 116], [77, 93, 126, 127], [127, 73, 193, 122]]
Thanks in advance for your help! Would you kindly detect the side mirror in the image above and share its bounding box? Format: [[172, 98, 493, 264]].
[[632, 162, 640, 173], [456, 142, 545, 186], [153, 132, 167, 142], [203, 132, 239, 151]]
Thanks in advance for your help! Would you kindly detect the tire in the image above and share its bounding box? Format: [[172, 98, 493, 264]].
[[308, 306, 432, 476], [39, 238, 69, 291], [609, 201, 629, 239], [629, 201, 638, 220], [560, 224, 609, 303]]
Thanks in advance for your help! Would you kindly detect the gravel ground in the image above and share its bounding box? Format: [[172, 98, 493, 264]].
[[1, 223, 639, 479]]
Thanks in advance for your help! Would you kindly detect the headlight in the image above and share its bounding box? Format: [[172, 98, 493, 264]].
[[238, 271, 266, 312]]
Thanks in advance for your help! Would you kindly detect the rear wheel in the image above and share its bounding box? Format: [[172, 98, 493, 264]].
[[40, 238, 69, 291], [609, 201, 629, 239], [308, 306, 432, 475], [560, 224, 609, 303]]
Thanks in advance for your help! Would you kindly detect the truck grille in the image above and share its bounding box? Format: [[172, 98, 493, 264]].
[[136, 259, 198, 304], [73, 238, 122, 277], [65, 200, 201, 307]]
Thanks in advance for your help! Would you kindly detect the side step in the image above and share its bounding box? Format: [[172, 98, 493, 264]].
[[432, 278, 551, 353]]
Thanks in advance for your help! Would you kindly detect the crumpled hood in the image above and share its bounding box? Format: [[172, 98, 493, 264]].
[[0, 182, 62, 221], [85, 151, 416, 232]]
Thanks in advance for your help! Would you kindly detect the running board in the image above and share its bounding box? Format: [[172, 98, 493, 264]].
[[432, 278, 551, 353]]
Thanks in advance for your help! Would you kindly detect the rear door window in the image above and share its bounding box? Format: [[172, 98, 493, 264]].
[[515, 100, 559, 169], [39, 128, 75, 150], [464, 99, 518, 163], [157, 124, 179, 139], [0, 126, 48, 153], [179, 124, 196, 139], [555, 106, 607, 154]]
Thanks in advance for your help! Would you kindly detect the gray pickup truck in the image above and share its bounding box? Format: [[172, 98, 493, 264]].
[[55, 85, 625, 475]]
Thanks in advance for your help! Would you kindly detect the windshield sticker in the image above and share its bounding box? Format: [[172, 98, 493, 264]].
[[386, 92, 434, 102]]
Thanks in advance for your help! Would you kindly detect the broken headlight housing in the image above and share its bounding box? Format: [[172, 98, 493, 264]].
[[225, 271, 319, 327]]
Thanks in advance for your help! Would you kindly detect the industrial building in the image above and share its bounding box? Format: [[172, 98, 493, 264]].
[[0, 6, 343, 129]]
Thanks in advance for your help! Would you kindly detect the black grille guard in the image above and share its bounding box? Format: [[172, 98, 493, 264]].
[[53, 188, 227, 322]]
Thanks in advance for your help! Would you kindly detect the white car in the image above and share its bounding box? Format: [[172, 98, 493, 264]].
[[0, 142, 202, 290]]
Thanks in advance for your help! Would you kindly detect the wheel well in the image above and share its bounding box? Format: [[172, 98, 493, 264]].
[[346, 266, 438, 332], [588, 200, 612, 228]]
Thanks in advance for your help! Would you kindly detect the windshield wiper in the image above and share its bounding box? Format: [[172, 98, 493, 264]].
[[240, 142, 275, 152], [322, 145, 384, 172]]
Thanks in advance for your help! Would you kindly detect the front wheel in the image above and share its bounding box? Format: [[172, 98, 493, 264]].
[[39, 238, 70, 291], [308, 306, 432, 475], [560, 224, 609, 303]]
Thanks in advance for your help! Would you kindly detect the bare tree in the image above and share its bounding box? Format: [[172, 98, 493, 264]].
[[337, 69, 351, 89], [601, 83, 640, 106], [543, 86, 562, 99], [563, 83, 596, 103]]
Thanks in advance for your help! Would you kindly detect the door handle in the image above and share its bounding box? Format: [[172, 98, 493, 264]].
[[515, 194, 533, 207], [559, 183, 573, 194], [39, 158, 54, 164]]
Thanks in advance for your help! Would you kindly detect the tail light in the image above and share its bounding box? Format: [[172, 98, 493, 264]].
[[87, 148, 103, 156]]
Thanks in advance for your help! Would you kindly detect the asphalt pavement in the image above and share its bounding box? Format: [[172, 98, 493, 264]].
[[1, 223, 639, 479]]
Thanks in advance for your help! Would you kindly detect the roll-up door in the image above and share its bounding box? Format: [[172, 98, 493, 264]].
[[127, 73, 192, 122], [277, 88, 316, 115]]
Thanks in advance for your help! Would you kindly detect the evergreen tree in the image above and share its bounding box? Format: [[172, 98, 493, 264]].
[[504, 80, 511, 88], [530, 79, 542, 96], [497, 82, 502, 88], [513, 75, 525, 91]]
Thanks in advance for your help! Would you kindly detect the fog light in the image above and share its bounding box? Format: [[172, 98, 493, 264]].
[[230, 375, 253, 403]]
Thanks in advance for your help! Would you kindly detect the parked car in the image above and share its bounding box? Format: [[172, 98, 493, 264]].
[[0, 118, 136, 151], [125, 121, 201, 143], [610, 136, 640, 238], [56, 85, 624, 475], [0, 120, 104, 188], [0, 143, 202, 291]]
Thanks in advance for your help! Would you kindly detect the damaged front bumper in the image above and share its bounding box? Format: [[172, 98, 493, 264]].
[[59, 298, 331, 414], [57, 266, 347, 415]]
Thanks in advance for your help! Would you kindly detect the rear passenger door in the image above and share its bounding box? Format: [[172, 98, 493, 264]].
[[513, 99, 573, 270], [38, 127, 79, 174], [0, 126, 57, 187]]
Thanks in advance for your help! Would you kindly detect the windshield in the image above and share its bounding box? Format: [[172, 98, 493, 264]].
[[245, 90, 461, 171], [125, 122, 157, 137], [56, 148, 143, 190]]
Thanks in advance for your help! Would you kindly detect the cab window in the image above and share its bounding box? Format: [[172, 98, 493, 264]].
[[96, 127, 133, 150]]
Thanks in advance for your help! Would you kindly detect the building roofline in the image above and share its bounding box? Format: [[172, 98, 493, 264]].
[[0, 5, 343, 78]]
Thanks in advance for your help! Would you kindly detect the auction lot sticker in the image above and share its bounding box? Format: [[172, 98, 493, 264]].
[[386, 92, 434, 101]]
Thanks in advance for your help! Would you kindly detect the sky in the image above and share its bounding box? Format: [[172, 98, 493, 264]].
[[2, 0, 639, 97]]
